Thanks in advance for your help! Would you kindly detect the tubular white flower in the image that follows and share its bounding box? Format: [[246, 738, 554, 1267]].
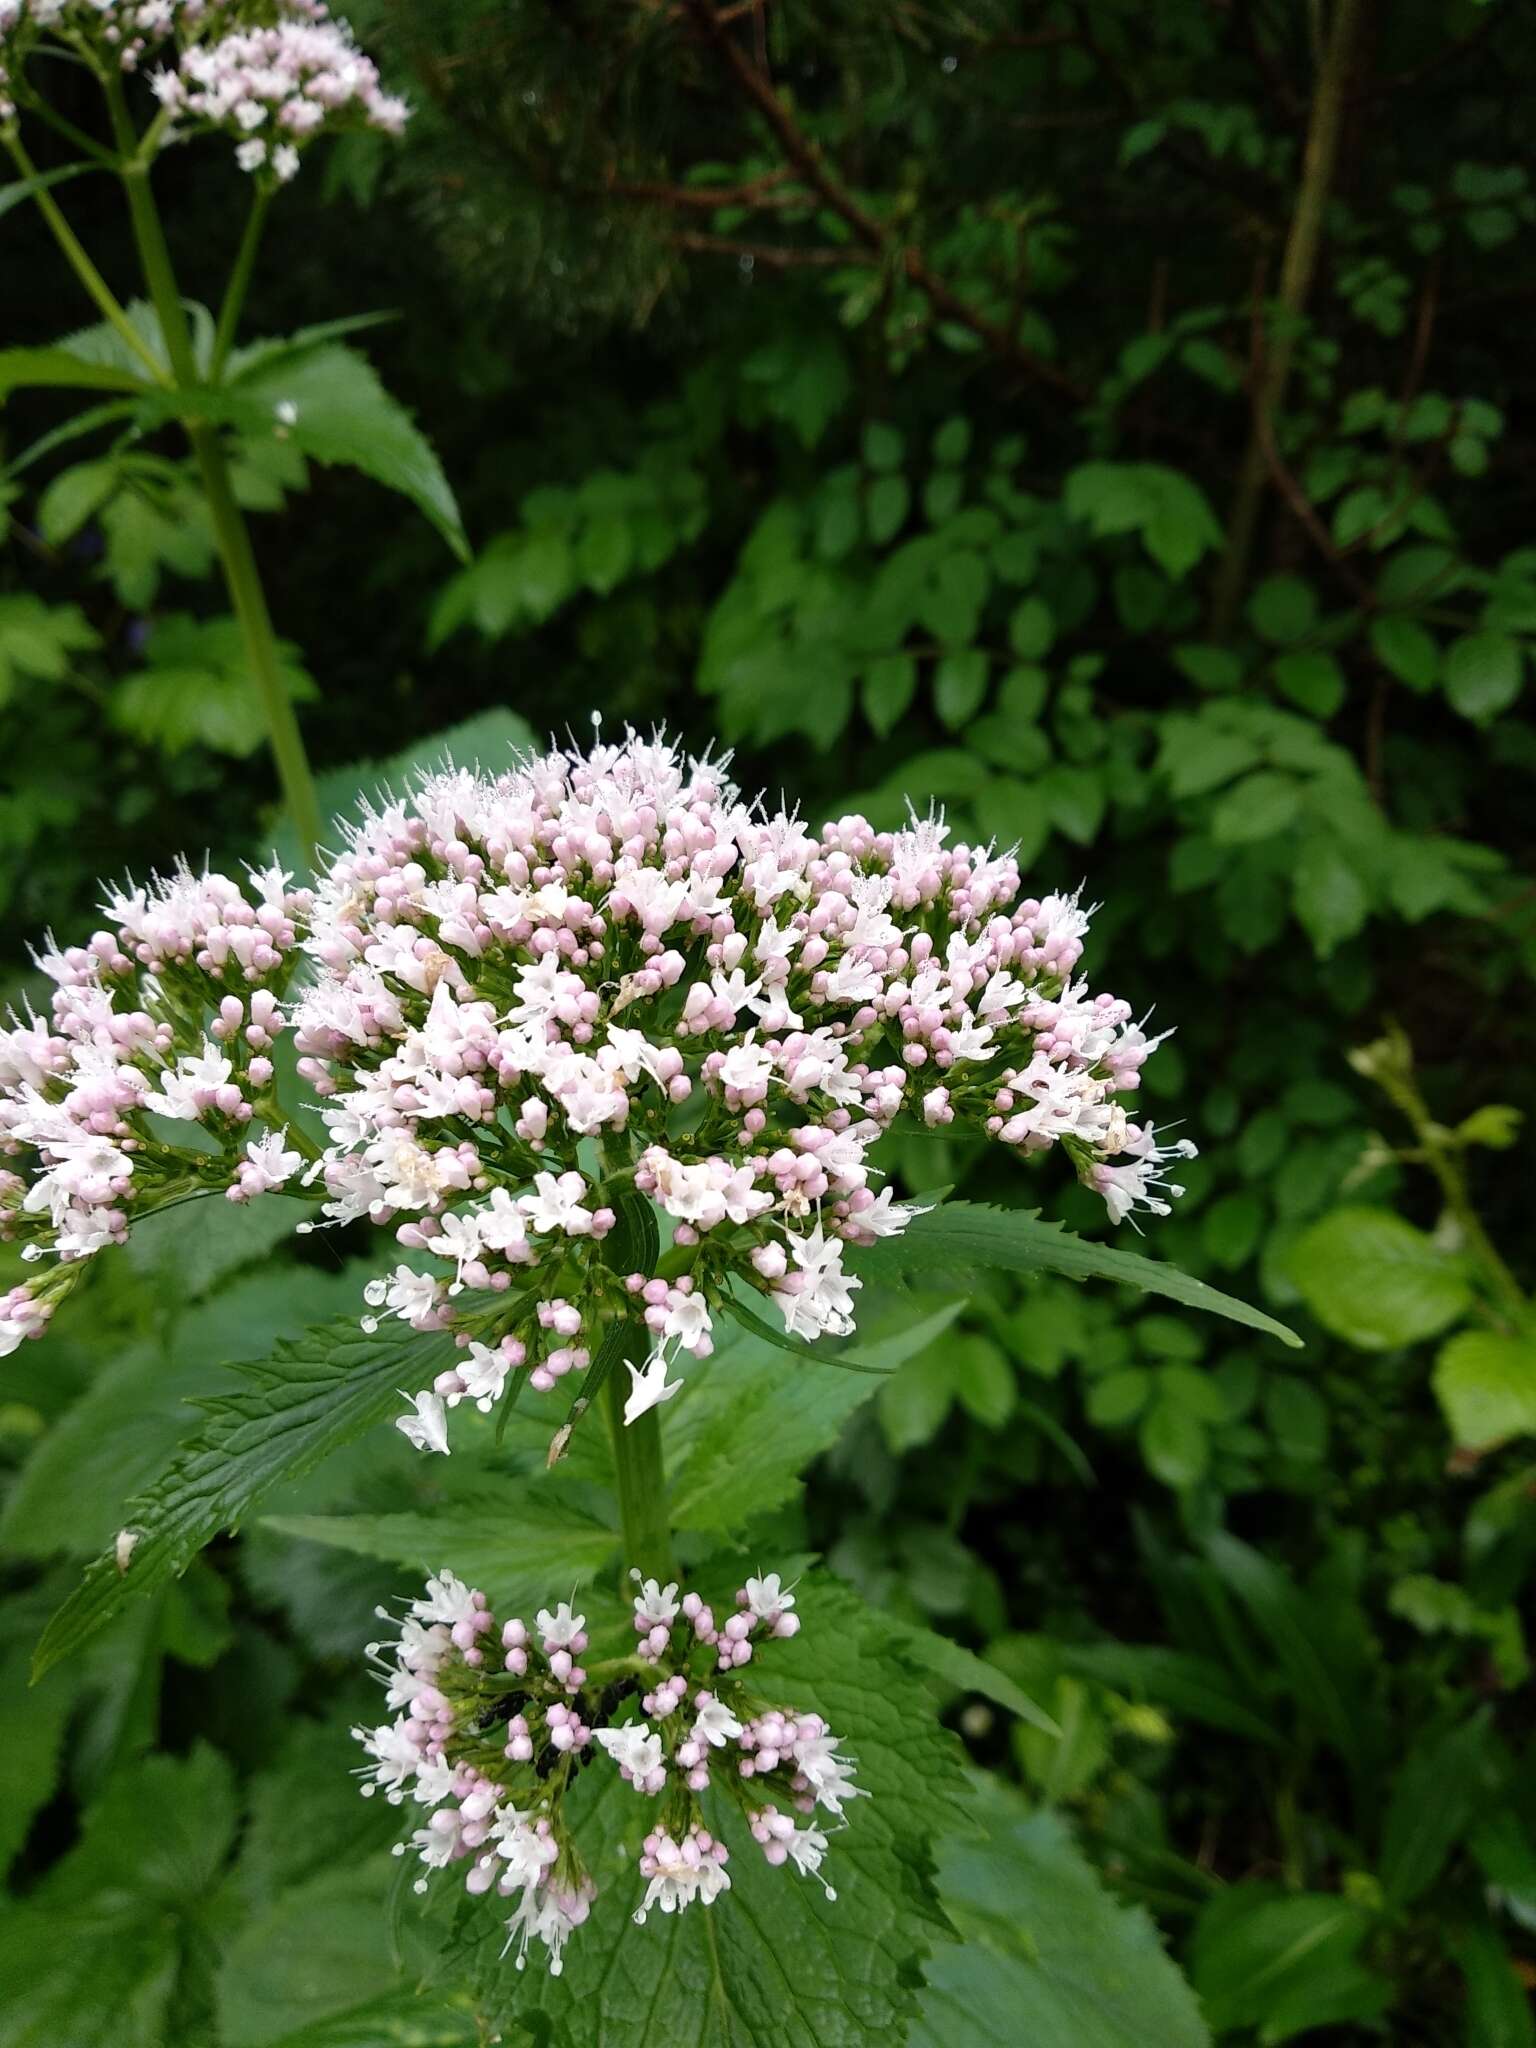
[[2, 729, 1188, 1450]]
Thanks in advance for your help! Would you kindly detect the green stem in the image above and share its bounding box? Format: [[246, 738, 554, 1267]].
[[108, 98, 323, 868], [210, 188, 270, 384], [603, 1365, 677, 1584], [2, 130, 167, 382], [1357, 1031, 1529, 1327], [23, 97, 118, 167], [1208, 0, 1365, 638], [189, 428, 324, 868]]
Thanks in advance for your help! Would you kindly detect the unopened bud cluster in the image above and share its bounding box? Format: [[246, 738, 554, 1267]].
[[352, 1567, 856, 1975], [1, 731, 1190, 1424]]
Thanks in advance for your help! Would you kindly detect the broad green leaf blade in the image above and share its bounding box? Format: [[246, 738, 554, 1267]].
[[0, 1746, 237, 2048], [1378, 1711, 1503, 1908], [449, 1573, 969, 2048], [252, 2006, 480, 2048], [262, 1489, 619, 1611], [855, 1203, 1300, 1347], [209, 342, 468, 559], [32, 1320, 454, 1680], [1287, 1205, 1473, 1350], [2, 1262, 359, 1560], [911, 1772, 1210, 2048], [1433, 1329, 1536, 1449], [0, 345, 151, 399], [1190, 1884, 1391, 2043], [664, 1301, 963, 1533], [217, 1862, 463, 2048]]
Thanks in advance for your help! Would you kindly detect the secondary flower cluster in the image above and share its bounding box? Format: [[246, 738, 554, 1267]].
[[0, 2, 404, 175], [352, 1567, 853, 1975], [152, 13, 409, 183], [0, 861, 311, 1352], [0, 730, 1191, 1418]]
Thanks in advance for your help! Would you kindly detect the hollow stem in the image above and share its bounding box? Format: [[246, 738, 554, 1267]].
[[603, 1365, 677, 1585]]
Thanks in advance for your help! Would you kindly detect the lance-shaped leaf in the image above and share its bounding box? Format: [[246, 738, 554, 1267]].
[[852, 1202, 1301, 1347], [32, 1319, 453, 1680]]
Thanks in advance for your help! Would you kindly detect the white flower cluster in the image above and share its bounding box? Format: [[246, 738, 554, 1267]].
[[353, 1566, 856, 1975], [288, 729, 1189, 1452], [151, 14, 409, 183], [0, 861, 311, 1353], [0, 2, 400, 175], [0, 729, 1191, 1409]]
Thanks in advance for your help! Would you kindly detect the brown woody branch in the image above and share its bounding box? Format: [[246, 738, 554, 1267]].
[[667, 231, 871, 270], [677, 0, 1085, 400], [604, 169, 800, 210]]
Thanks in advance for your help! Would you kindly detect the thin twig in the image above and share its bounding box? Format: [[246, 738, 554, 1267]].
[[678, 0, 1085, 398], [667, 230, 867, 269]]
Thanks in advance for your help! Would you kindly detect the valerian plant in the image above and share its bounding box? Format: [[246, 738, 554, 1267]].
[[0, 0, 464, 866], [0, 725, 1292, 2034]]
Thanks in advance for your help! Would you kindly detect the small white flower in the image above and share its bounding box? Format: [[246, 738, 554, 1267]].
[[692, 1695, 743, 1747], [395, 1389, 450, 1455], [624, 1346, 683, 1426]]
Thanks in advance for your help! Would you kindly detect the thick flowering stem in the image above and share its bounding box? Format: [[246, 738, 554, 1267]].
[[604, 1362, 676, 1585], [187, 426, 324, 869], [107, 84, 322, 869]]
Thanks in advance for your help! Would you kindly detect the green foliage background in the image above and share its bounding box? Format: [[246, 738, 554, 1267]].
[[3, 2, 1535, 2043]]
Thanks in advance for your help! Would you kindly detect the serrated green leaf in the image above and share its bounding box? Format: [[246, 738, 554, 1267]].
[[2, 1261, 359, 1560], [852, 1204, 1301, 1347], [912, 1773, 1210, 2048], [32, 1319, 456, 1680], [211, 343, 468, 559], [0, 1745, 237, 2048], [1287, 1206, 1472, 1350], [668, 1302, 962, 1530], [263, 1489, 618, 1609], [1191, 1885, 1389, 2044]]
